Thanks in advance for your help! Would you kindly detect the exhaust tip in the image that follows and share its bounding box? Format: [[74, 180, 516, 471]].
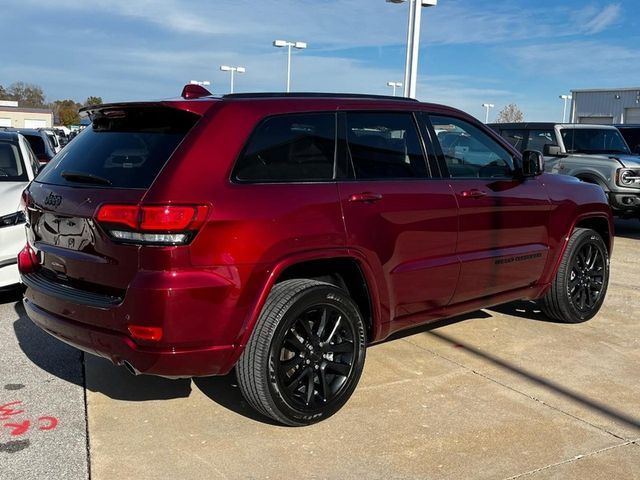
[[122, 361, 139, 376]]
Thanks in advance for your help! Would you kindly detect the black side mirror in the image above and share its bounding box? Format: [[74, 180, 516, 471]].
[[543, 144, 562, 156], [521, 150, 544, 177]]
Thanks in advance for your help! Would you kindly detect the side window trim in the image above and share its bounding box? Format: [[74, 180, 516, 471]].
[[418, 112, 447, 178]]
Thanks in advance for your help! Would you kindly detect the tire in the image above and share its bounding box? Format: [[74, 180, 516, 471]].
[[541, 228, 609, 323], [236, 279, 367, 426]]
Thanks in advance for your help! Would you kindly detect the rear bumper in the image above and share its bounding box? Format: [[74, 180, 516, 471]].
[[24, 297, 237, 378], [20, 264, 262, 378]]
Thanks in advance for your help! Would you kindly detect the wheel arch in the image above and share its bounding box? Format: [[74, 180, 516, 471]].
[[574, 172, 610, 192], [276, 258, 376, 339], [233, 251, 384, 362], [540, 212, 613, 289]]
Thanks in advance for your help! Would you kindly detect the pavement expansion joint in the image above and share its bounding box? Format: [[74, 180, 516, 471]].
[[81, 352, 92, 480], [404, 336, 631, 441], [504, 440, 637, 479]]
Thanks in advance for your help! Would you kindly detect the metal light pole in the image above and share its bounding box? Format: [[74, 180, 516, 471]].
[[559, 94, 572, 123], [387, 81, 403, 96], [273, 40, 307, 92], [189, 80, 211, 87], [482, 103, 495, 123], [387, 0, 437, 98], [220, 65, 246, 93]]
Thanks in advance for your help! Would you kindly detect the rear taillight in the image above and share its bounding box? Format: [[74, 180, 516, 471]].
[[18, 244, 40, 274], [128, 325, 163, 342], [96, 204, 209, 245]]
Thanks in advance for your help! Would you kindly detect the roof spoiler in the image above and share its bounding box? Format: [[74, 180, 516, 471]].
[[181, 84, 212, 99]]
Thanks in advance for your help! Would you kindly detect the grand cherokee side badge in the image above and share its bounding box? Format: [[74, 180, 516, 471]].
[[44, 192, 62, 208]]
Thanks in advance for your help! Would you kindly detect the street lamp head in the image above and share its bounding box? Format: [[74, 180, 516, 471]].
[[559, 94, 572, 100], [236, 67, 246, 73], [386, 0, 437, 5], [294, 42, 307, 49], [273, 40, 287, 47], [482, 103, 494, 108], [220, 65, 231, 72]]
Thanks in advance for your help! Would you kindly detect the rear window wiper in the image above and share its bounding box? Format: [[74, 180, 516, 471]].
[[61, 170, 112, 186]]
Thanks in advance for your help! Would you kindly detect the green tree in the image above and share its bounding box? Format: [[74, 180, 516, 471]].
[[84, 96, 103, 106], [52, 99, 82, 126], [6, 81, 46, 108], [494, 104, 524, 123]]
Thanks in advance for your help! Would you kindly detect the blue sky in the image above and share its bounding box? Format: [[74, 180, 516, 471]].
[[1, 0, 638, 121]]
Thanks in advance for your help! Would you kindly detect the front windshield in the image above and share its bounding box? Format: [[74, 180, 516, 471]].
[[560, 128, 630, 154], [0, 141, 28, 182]]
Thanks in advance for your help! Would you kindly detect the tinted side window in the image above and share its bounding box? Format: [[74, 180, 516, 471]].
[[345, 112, 427, 179], [24, 135, 45, 155], [235, 113, 335, 182], [431, 115, 514, 179], [527, 129, 556, 152], [497, 129, 527, 152], [0, 141, 29, 181]]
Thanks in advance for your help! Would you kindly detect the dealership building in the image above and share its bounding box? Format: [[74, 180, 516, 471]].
[[570, 88, 640, 124], [0, 100, 53, 128]]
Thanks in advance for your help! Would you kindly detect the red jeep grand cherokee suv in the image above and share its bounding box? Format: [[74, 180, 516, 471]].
[[19, 86, 613, 425]]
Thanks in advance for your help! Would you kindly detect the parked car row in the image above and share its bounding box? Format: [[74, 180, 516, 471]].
[[488, 122, 640, 218], [15, 84, 614, 426]]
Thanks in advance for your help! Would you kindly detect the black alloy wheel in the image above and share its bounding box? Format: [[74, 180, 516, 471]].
[[541, 228, 609, 323], [275, 303, 356, 410], [237, 279, 366, 426], [568, 241, 606, 313]]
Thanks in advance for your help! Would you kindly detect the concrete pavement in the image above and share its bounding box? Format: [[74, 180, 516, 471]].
[[84, 220, 640, 480], [0, 288, 88, 480], [2, 220, 638, 479]]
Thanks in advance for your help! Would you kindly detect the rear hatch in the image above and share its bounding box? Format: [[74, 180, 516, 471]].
[[24, 103, 207, 302]]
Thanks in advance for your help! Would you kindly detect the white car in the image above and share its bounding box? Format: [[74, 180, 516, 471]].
[[0, 131, 40, 288]]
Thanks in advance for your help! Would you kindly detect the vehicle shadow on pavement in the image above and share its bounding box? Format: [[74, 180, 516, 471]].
[[613, 218, 640, 240], [13, 300, 84, 386], [84, 356, 192, 401], [193, 374, 282, 425], [426, 329, 640, 431], [13, 300, 192, 401]]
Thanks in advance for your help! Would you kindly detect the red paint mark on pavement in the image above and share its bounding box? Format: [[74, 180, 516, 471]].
[[38, 417, 58, 431], [0, 401, 24, 420], [4, 420, 31, 436], [0, 401, 59, 438]]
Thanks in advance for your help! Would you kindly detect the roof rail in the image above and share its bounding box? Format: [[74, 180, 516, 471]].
[[222, 92, 419, 102]]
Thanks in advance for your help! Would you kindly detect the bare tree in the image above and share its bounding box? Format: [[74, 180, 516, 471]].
[[494, 104, 524, 123], [6, 82, 46, 108]]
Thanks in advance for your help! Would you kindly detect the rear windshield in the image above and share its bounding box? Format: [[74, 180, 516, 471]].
[[36, 106, 200, 188], [0, 140, 28, 182]]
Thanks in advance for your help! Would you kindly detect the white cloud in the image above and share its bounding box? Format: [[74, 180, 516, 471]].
[[574, 3, 622, 34], [506, 40, 639, 77]]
